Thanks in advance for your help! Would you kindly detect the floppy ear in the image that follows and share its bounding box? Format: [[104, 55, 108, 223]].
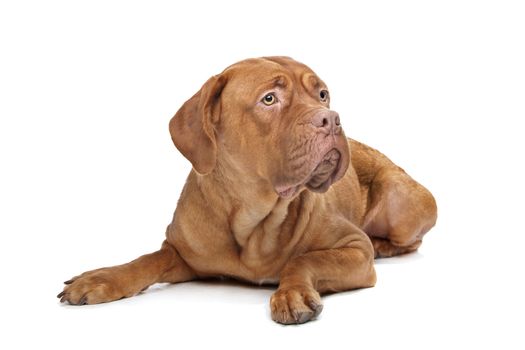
[[169, 74, 226, 175]]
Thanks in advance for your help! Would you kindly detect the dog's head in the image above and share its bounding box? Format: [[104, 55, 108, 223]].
[[170, 57, 350, 198]]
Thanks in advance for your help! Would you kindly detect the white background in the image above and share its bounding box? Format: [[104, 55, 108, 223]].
[[1, 0, 524, 349]]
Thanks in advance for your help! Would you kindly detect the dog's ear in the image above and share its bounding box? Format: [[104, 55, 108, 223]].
[[169, 74, 226, 175]]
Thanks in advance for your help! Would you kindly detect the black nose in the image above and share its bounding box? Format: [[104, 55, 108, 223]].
[[311, 110, 341, 134]]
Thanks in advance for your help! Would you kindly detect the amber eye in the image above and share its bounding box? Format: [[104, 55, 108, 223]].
[[262, 93, 277, 106], [320, 90, 329, 102]]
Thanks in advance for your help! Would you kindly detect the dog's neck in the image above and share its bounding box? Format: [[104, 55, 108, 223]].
[[198, 155, 302, 249]]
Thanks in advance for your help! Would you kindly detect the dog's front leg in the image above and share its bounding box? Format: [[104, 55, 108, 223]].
[[270, 234, 376, 325], [57, 240, 195, 305]]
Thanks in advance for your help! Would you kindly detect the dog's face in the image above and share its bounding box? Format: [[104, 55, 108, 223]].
[[170, 57, 350, 198]]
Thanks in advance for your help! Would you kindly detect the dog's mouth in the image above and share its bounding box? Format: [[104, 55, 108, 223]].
[[305, 149, 341, 193], [276, 149, 342, 199]]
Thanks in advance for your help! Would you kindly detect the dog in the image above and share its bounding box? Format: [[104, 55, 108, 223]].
[[57, 56, 437, 324]]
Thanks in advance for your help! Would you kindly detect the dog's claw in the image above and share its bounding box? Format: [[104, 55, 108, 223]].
[[293, 310, 313, 324], [57, 291, 65, 299], [308, 301, 323, 317]]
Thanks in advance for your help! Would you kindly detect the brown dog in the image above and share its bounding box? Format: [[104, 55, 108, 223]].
[[57, 57, 437, 324]]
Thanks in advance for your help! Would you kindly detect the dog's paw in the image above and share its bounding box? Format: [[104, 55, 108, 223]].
[[270, 285, 323, 325], [57, 267, 131, 305]]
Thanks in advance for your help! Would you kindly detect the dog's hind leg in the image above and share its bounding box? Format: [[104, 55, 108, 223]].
[[362, 165, 437, 258], [350, 139, 437, 258]]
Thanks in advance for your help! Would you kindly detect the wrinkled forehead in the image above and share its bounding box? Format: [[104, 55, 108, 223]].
[[221, 57, 326, 97]]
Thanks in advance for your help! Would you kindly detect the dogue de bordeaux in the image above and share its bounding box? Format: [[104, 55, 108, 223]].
[[58, 57, 437, 324]]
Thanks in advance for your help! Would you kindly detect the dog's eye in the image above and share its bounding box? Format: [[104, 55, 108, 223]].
[[262, 93, 277, 106], [320, 90, 329, 102]]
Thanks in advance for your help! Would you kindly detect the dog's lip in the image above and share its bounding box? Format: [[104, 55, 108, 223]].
[[275, 149, 342, 198], [305, 149, 341, 193]]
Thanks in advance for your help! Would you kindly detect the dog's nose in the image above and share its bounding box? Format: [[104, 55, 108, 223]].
[[311, 110, 341, 134]]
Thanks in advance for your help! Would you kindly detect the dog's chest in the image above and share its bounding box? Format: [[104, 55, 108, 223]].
[[231, 206, 287, 268], [230, 196, 313, 272], [232, 204, 288, 245]]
